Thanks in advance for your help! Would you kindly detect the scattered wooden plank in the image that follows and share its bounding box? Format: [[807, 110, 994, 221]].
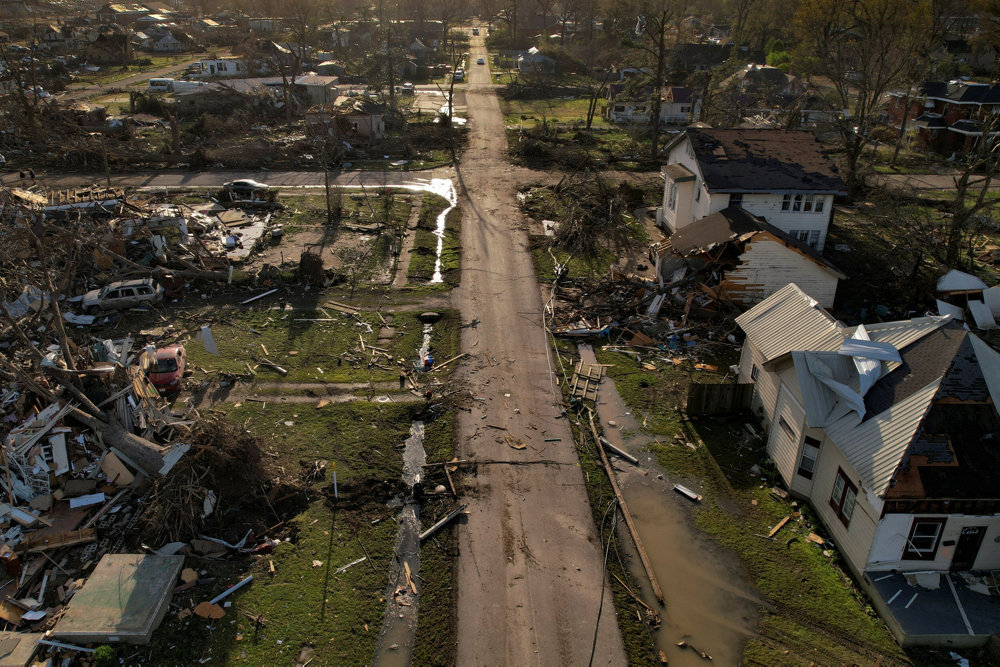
[[599, 437, 638, 465], [587, 411, 664, 605], [430, 352, 468, 372], [403, 561, 418, 595], [768, 516, 791, 539], [672, 484, 702, 502], [258, 359, 287, 376], [419, 504, 467, 541], [241, 289, 278, 305], [23, 527, 97, 553]]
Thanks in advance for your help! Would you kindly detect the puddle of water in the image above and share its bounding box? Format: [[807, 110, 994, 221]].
[[425, 178, 457, 283], [579, 345, 760, 665], [621, 475, 760, 666]]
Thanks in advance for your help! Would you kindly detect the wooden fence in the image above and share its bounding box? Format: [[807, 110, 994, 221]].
[[686, 382, 753, 416]]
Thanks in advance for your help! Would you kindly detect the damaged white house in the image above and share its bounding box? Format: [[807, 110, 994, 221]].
[[657, 128, 847, 253], [737, 283, 1000, 646]]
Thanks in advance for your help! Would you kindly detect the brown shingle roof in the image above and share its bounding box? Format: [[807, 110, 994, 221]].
[[671, 128, 847, 194]]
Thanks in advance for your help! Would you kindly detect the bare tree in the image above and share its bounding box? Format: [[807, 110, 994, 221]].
[[620, 0, 677, 161], [793, 0, 934, 196], [944, 115, 1000, 266]]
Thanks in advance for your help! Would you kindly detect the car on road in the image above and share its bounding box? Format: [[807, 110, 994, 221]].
[[82, 278, 164, 314], [477, 57, 485, 65], [147, 344, 186, 394], [472, 27, 479, 35], [223, 179, 270, 194], [454, 68, 464, 81]]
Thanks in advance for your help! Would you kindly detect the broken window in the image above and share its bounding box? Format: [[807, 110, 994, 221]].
[[830, 468, 857, 527], [797, 437, 820, 479], [902, 518, 945, 560]]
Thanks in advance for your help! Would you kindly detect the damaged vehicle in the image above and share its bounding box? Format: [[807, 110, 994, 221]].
[[81, 278, 164, 314], [146, 344, 187, 394]]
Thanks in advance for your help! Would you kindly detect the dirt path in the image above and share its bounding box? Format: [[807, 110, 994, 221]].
[[451, 32, 626, 665]]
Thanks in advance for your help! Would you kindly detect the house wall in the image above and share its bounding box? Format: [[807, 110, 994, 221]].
[[737, 340, 781, 421], [767, 383, 806, 487], [868, 513, 1000, 571], [719, 235, 839, 308], [808, 439, 880, 578], [731, 194, 834, 252], [660, 100, 697, 124]]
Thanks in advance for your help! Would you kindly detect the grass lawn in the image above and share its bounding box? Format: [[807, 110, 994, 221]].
[[407, 194, 461, 286], [182, 307, 459, 384], [501, 96, 611, 129]]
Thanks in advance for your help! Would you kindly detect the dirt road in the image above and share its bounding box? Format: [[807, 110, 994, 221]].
[[450, 33, 626, 665]]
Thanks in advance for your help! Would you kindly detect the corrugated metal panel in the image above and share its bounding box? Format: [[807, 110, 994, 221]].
[[734, 283, 844, 364], [970, 334, 1000, 409], [864, 315, 952, 350], [824, 380, 940, 497]]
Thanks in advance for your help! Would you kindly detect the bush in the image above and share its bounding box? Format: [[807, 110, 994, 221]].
[[94, 645, 116, 667]]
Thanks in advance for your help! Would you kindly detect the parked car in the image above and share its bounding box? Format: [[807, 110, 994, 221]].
[[223, 179, 270, 194], [454, 68, 464, 81], [477, 58, 485, 65], [147, 344, 186, 394], [82, 278, 163, 314], [472, 28, 479, 35]]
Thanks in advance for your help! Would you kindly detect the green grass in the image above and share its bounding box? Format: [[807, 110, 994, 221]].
[[182, 307, 459, 383], [406, 194, 461, 285], [501, 96, 610, 129], [530, 235, 617, 282]]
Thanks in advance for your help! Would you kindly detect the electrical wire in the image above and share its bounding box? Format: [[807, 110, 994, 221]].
[[589, 497, 619, 667]]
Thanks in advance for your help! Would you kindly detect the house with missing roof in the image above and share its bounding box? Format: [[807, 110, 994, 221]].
[[666, 206, 845, 308], [737, 283, 1000, 646], [657, 129, 847, 253]]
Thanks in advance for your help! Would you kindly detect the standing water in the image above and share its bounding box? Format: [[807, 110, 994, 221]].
[[372, 324, 434, 665], [425, 179, 457, 284]]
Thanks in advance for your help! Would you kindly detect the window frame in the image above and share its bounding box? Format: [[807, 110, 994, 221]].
[[668, 182, 677, 210], [730, 192, 744, 207], [750, 364, 760, 381], [902, 517, 946, 560], [797, 436, 820, 479], [829, 468, 858, 527]]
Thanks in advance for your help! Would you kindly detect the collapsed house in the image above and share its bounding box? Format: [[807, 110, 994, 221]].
[[662, 205, 846, 308], [736, 283, 1000, 647]]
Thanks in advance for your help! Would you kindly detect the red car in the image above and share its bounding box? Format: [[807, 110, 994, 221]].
[[148, 344, 186, 394]]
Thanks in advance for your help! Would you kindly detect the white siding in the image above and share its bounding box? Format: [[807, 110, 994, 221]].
[[868, 514, 1000, 571], [738, 194, 834, 252], [768, 384, 806, 486], [719, 236, 840, 308], [663, 140, 704, 229], [808, 441, 879, 578], [739, 341, 781, 421]]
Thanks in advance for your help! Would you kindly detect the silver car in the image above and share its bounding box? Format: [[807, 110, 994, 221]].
[[82, 278, 164, 314]]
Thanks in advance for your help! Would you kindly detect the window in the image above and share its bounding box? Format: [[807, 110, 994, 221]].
[[730, 192, 743, 207], [750, 364, 760, 381], [782, 194, 790, 210], [695, 182, 701, 202], [902, 518, 946, 560], [797, 437, 820, 479], [667, 182, 677, 210], [680, 105, 691, 112], [614, 105, 625, 112], [790, 230, 820, 248], [120, 288, 136, 298], [778, 416, 796, 439], [830, 468, 858, 527], [635, 105, 646, 113]]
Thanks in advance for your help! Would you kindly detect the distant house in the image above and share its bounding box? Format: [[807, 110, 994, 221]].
[[35, 24, 64, 44], [248, 18, 279, 33], [152, 32, 187, 53], [606, 86, 698, 125], [96, 3, 149, 24], [886, 81, 1000, 155], [667, 206, 844, 307], [407, 38, 432, 64], [517, 47, 556, 74], [195, 58, 245, 77], [307, 99, 386, 143], [721, 63, 807, 105], [736, 283, 1000, 646], [657, 128, 846, 253]]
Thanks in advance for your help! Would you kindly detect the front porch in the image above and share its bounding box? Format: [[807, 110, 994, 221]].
[[864, 569, 1000, 648]]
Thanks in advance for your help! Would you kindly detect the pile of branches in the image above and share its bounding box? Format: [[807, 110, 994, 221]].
[[138, 415, 274, 544], [547, 172, 646, 257]]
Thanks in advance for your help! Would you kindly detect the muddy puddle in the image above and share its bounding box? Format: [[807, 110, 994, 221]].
[[579, 345, 760, 666]]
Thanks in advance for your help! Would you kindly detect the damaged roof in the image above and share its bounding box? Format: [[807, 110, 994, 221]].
[[668, 206, 846, 278], [667, 128, 847, 194], [734, 283, 845, 364]]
